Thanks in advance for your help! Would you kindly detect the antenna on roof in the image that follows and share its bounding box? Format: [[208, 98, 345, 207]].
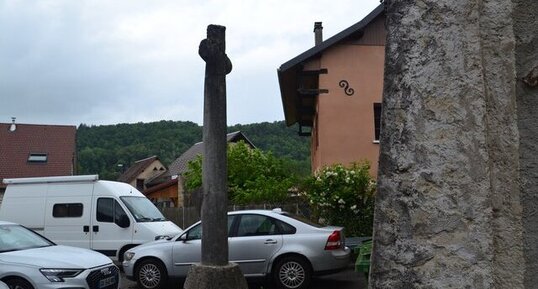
[[9, 117, 16, 132]]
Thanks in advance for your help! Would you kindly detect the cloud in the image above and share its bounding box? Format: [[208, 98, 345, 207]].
[[0, 0, 381, 126]]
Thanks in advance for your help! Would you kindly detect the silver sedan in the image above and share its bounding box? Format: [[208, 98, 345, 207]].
[[122, 209, 351, 289]]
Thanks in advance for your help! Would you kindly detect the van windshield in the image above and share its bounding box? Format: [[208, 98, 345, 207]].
[[120, 196, 167, 222]]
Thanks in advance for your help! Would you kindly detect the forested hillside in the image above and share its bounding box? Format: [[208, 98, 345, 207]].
[[77, 120, 310, 180]]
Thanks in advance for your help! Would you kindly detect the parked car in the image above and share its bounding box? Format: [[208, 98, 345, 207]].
[[122, 209, 351, 289], [0, 221, 119, 289]]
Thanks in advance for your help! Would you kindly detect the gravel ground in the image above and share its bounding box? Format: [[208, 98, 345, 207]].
[[119, 274, 137, 289]]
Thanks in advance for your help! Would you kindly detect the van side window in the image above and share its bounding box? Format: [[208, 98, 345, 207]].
[[97, 198, 114, 222], [97, 198, 128, 226], [53, 203, 83, 218]]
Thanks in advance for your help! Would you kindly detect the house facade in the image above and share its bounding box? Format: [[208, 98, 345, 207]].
[[117, 156, 167, 191], [0, 120, 77, 197], [278, 4, 385, 177], [143, 178, 182, 208]]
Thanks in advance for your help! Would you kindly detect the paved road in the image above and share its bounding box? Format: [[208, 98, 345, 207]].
[[120, 264, 367, 289]]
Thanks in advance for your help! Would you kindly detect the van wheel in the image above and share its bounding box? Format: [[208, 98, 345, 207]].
[[273, 256, 311, 289], [135, 259, 168, 289], [5, 278, 34, 289]]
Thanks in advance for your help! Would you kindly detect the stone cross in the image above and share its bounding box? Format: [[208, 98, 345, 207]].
[[184, 25, 247, 289], [199, 24, 232, 266]]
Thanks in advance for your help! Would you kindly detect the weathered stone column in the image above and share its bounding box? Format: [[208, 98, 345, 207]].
[[184, 24, 247, 289], [198, 24, 231, 267], [514, 0, 538, 287], [370, 1, 524, 288]]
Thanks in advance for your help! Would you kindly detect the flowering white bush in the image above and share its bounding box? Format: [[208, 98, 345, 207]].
[[301, 162, 375, 236]]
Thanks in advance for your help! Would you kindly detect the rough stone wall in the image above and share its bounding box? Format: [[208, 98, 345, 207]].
[[513, 0, 538, 287], [481, 0, 523, 287], [370, 0, 523, 288]]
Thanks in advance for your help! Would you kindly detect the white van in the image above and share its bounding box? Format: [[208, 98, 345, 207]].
[[0, 175, 182, 261]]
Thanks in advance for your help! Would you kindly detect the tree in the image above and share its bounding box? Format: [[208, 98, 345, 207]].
[[183, 141, 297, 205], [77, 120, 309, 180]]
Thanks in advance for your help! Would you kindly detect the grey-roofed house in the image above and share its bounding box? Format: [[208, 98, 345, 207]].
[[167, 131, 255, 178], [144, 131, 255, 209]]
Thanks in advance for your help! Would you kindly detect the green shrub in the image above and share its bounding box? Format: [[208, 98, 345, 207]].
[[184, 141, 297, 205], [301, 162, 376, 237]]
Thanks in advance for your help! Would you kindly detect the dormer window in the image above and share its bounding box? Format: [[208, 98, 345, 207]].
[[28, 153, 48, 163]]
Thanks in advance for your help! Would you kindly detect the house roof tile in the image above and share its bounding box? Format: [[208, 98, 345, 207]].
[[0, 122, 77, 188], [143, 177, 178, 196]]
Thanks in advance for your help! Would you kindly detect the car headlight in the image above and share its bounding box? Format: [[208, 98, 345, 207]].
[[124, 251, 135, 262], [40, 269, 83, 282]]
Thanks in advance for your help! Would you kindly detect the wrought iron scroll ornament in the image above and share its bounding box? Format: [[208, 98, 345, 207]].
[[339, 80, 355, 96]]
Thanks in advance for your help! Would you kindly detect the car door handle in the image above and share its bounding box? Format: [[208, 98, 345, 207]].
[[83, 226, 90, 233], [93, 225, 99, 232], [264, 239, 277, 245]]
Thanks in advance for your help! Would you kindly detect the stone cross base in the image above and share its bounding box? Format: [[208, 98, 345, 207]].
[[183, 263, 248, 289]]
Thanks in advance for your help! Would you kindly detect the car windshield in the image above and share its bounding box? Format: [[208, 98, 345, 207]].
[[0, 224, 54, 253], [120, 196, 167, 222]]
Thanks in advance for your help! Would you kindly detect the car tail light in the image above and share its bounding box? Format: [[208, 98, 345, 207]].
[[325, 230, 342, 250]]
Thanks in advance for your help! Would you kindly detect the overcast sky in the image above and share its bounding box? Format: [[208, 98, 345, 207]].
[[0, 0, 381, 127]]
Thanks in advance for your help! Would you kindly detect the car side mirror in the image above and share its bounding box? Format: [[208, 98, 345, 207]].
[[117, 215, 130, 228]]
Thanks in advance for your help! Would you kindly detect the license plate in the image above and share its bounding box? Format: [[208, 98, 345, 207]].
[[99, 276, 116, 288]]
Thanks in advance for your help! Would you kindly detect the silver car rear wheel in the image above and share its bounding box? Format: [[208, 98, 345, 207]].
[[274, 257, 311, 289], [136, 259, 167, 289]]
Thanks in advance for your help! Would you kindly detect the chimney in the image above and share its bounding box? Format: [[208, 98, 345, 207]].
[[314, 22, 323, 46], [9, 117, 16, 132]]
